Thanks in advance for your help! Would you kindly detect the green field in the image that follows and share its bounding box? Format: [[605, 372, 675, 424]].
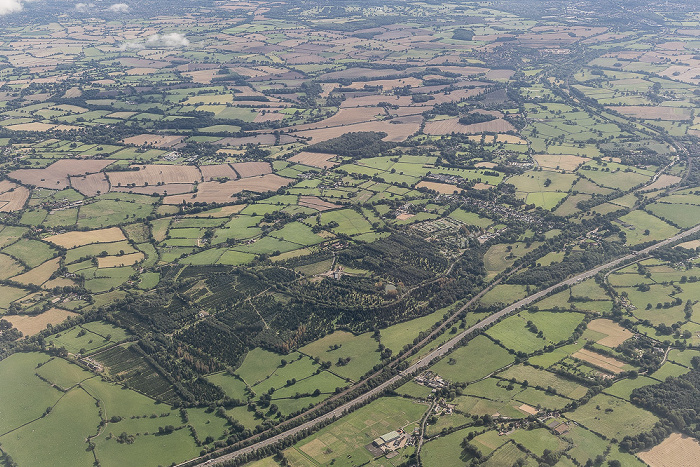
[[568, 394, 658, 439], [299, 331, 381, 382], [431, 335, 515, 383]]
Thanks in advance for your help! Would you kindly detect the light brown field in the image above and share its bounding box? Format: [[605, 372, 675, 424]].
[[111, 183, 193, 196], [475, 162, 497, 168], [424, 117, 516, 135], [106, 164, 202, 187], [164, 174, 292, 204], [0, 180, 30, 212], [396, 213, 415, 220], [298, 196, 340, 211], [70, 173, 110, 197], [8, 159, 115, 189], [677, 239, 700, 249], [0, 254, 24, 280], [292, 107, 381, 131], [637, 433, 700, 467], [12, 258, 60, 286], [97, 252, 144, 268], [126, 67, 160, 75], [199, 163, 239, 181], [295, 118, 421, 143], [288, 152, 338, 169], [572, 348, 625, 374], [518, 404, 538, 415], [640, 174, 681, 192], [5, 307, 77, 337], [533, 154, 590, 172], [496, 134, 527, 144], [341, 95, 414, 108], [122, 134, 186, 148], [231, 161, 272, 178], [587, 318, 634, 347], [46, 227, 126, 248], [416, 181, 461, 194], [607, 105, 692, 121], [347, 77, 422, 90], [7, 122, 57, 132]]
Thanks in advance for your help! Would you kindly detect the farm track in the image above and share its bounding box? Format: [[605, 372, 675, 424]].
[[188, 222, 700, 466]]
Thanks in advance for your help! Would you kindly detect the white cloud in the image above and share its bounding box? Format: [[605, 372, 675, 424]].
[[75, 2, 94, 13], [146, 33, 190, 48], [0, 0, 25, 15], [119, 33, 189, 51], [107, 3, 129, 13]]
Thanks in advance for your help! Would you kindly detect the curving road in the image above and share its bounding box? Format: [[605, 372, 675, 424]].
[[195, 223, 700, 466]]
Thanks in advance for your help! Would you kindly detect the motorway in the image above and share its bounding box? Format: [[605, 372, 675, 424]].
[[196, 222, 700, 466]]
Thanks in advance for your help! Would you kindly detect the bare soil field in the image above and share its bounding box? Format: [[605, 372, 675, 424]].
[[340, 95, 414, 108], [291, 107, 381, 131], [533, 154, 590, 172], [70, 173, 110, 197], [199, 164, 240, 181], [106, 164, 202, 187], [518, 404, 538, 415], [572, 348, 626, 374], [231, 161, 272, 178], [97, 252, 145, 268], [416, 181, 461, 194], [424, 117, 516, 135], [164, 174, 291, 204], [288, 152, 338, 169], [298, 196, 340, 211], [122, 134, 186, 148], [637, 433, 700, 467], [0, 180, 30, 212], [606, 105, 692, 121], [9, 159, 115, 189], [587, 318, 633, 347], [5, 307, 77, 336], [46, 227, 126, 248]]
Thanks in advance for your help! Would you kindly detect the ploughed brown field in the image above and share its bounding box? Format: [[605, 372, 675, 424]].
[[8, 159, 115, 189]]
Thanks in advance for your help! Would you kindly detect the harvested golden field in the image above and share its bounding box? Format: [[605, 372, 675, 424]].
[[5, 308, 77, 337], [416, 181, 461, 194], [231, 161, 272, 178], [199, 163, 240, 181], [607, 105, 692, 121], [164, 174, 292, 204], [97, 252, 145, 268], [533, 154, 590, 172], [298, 196, 340, 211], [346, 77, 422, 90], [6, 122, 57, 132], [288, 152, 338, 169], [518, 404, 538, 415], [640, 174, 681, 191], [496, 134, 527, 144], [295, 118, 421, 143], [637, 433, 700, 467], [12, 258, 60, 286], [106, 164, 202, 187], [572, 348, 625, 374], [587, 318, 633, 347], [292, 107, 381, 131], [8, 159, 115, 189], [46, 227, 126, 248], [122, 134, 186, 148], [70, 173, 110, 197], [424, 117, 516, 135], [0, 180, 30, 212]]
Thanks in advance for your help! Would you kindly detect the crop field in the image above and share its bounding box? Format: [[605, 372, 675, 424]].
[[486, 315, 549, 354], [586, 319, 633, 347], [5, 307, 77, 336], [285, 397, 427, 467], [288, 151, 338, 169], [46, 226, 127, 248], [637, 433, 700, 467]]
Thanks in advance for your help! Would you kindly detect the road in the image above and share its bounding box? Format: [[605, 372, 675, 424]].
[[195, 223, 700, 466]]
